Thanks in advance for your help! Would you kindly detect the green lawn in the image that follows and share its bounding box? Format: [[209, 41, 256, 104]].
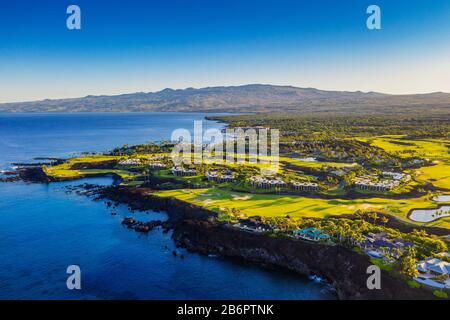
[[153, 188, 450, 229], [280, 156, 359, 169], [412, 161, 450, 190], [43, 155, 135, 180], [356, 136, 449, 160]]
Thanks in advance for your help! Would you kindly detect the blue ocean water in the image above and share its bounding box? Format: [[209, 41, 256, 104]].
[[0, 113, 335, 299]]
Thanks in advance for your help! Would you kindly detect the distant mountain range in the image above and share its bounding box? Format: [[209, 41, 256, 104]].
[[1, 84, 449, 114]]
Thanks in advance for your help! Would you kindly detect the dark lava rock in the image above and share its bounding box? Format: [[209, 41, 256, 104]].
[[70, 160, 117, 170], [97, 185, 438, 300], [17, 167, 53, 183], [133, 220, 162, 233], [121, 217, 137, 226]]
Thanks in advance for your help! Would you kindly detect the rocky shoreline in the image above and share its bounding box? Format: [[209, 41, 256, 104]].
[[4, 166, 439, 299], [95, 185, 435, 300]]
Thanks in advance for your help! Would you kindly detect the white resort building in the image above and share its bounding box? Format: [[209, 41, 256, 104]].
[[206, 171, 234, 183], [415, 257, 450, 289], [291, 181, 319, 191], [250, 176, 286, 189], [354, 171, 411, 191], [118, 158, 141, 166], [146, 155, 165, 160], [171, 167, 197, 176], [382, 171, 411, 181], [149, 162, 166, 169], [353, 177, 399, 192]]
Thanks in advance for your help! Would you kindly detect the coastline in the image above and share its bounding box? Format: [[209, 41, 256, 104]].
[[94, 184, 435, 300], [12, 165, 449, 236], [3, 109, 448, 300], [4, 112, 336, 300]]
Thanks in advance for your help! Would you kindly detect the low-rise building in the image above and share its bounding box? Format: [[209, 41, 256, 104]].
[[171, 167, 197, 176], [119, 158, 141, 166], [293, 227, 330, 242], [149, 162, 166, 169], [416, 258, 450, 276], [232, 219, 272, 233], [330, 169, 346, 176], [353, 177, 399, 191], [146, 155, 165, 160], [353, 171, 410, 192], [392, 238, 413, 248], [206, 171, 234, 182], [250, 176, 286, 189], [382, 171, 404, 180]]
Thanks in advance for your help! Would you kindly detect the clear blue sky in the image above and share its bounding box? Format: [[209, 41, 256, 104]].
[[0, 0, 449, 102]]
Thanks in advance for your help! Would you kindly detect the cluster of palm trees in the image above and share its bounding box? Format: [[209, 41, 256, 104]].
[[353, 210, 389, 226], [432, 208, 450, 218], [399, 247, 420, 277], [219, 207, 447, 279], [313, 218, 368, 247]]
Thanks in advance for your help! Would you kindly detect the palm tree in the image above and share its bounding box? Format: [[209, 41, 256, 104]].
[[400, 247, 419, 277], [392, 248, 403, 260], [358, 219, 370, 233], [336, 226, 345, 244], [354, 210, 363, 219]]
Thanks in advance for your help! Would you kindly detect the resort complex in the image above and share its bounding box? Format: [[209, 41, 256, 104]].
[[353, 172, 411, 192]]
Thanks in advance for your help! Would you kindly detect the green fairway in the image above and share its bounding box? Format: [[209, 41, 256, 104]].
[[153, 188, 450, 229], [43, 155, 135, 180], [39, 131, 450, 230], [356, 136, 449, 159], [280, 157, 359, 169], [413, 161, 450, 190]]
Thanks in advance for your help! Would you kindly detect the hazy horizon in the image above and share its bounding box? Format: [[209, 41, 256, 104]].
[[1, 0, 449, 103]]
